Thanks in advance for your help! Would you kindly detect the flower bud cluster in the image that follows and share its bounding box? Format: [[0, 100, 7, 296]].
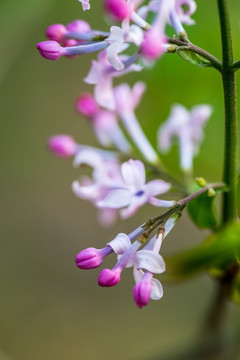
[[75, 216, 178, 307]]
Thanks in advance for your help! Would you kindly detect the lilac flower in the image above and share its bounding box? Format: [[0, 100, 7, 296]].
[[106, 20, 143, 70], [72, 148, 123, 202], [84, 50, 142, 110], [97, 159, 173, 219], [114, 82, 160, 164], [158, 104, 212, 171], [76, 93, 132, 153], [132, 216, 177, 307]]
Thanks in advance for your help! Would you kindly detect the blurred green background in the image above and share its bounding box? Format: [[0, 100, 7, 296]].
[[1, 1, 240, 359]]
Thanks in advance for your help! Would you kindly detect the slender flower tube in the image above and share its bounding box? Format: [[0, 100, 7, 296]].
[[37, 40, 109, 60], [114, 82, 160, 164]]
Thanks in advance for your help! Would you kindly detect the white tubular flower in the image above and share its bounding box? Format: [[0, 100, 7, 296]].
[[158, 103, 212, 171]]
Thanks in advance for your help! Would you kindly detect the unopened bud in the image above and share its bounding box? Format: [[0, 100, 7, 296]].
[[195, 177, 206, 187], [98, 268, 121, 287], [48, 135, 77, 157]]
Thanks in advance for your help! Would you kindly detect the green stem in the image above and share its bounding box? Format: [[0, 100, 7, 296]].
[[167, 37, 223, 71], [217, 0, 238, 223]]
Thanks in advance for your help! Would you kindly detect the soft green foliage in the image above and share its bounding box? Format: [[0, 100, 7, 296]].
[[176, 48, 213, 68], [187, 186, 220, 229], [165, 223, 240, 281], [237, 175, 240, 217]]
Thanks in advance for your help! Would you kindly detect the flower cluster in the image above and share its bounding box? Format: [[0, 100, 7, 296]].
[[76, 215, 178, 308], [37, 0, 214, 307]]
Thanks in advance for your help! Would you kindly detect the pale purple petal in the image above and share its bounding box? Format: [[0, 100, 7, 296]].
[[148, 197, 175, 207], [108, 233, 131, 254], [151, 278, 163, 300], [78, 0, 90, 11], [94, 78, 115, 111], [106, 26, 125, 71], [190, 104, 212, 126], [121, 159, 146, 189], [145, 179, 171, 196], [97, 188, 132, 208], [132, 81, 146, 109], [135, 250, 166, 273]]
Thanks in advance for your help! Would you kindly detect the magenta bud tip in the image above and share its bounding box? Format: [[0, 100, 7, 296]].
[[141, 30, 166, 60], [75, 247, 103, 269], [46, 24, 67, 42], [104, 0, 133, 21], [75, 93, 99, 118], [66, 20, 91, 33], [48, 135, 77, 157], [133, 281, 152, 308], [98, 268, 121, 287], [37, 41, 64, 60]]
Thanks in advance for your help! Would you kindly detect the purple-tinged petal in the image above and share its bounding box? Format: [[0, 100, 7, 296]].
[[120, 194, 147, 218], [108, 233, 131, 254], [97, 188, 132, 208], [135, 250, 166, 273], [145, 179, 171, 196], [151, 278, 163, 300], [121, 159, 146, 189], [148, 197, 175, 207]]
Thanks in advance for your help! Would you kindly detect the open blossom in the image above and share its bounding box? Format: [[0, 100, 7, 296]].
[[158, 104, 212, 171], [97, 159, 174, 218], [106, 20, 143, 70], [84, 50, 142, 110]]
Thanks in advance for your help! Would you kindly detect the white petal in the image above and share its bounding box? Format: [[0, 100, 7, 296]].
[[133, 267, 145, 283], [108, 233, 131, 254], [150, 278, 163, 300], [97, 188, 132, 208], [132, 82, 146, 109], [78, 0, 90, 11], [121, 159, 146, 189], [145, 179, 171, 196], [135, 250, 166, 273], [128, 25, 144, 46], [94, 79, 115, 111], [190, 104, 212, 126]]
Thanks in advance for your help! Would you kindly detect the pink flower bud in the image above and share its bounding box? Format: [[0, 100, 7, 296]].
[[104, 0, 133, 21], [141, 30, 166, 60], [48, 135, 77, 157], [37, 41, 65, 60], [133, 280, 152, 308], [75, 247, 103, 269], [98, 268, 121, 287], [76, 93, 99, 118], [46, 24, 67, 43], [66, 20, 91, 33]]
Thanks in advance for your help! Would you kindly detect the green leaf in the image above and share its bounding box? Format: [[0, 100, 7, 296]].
[[164, 223, 240, 281], [177, 48, 213, 68], [237, 175, 240, 218], [187, 187, 220, 229]]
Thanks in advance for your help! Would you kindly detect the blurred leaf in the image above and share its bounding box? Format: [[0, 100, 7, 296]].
[[237, 175, 240, 218], [165, 222, 240, 281], [187, 187, 221, 229], [177, 48, 213, 68]]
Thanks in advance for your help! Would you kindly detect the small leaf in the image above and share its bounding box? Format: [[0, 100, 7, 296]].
[[164, 223, 240, 281], [237, 175, 240, 218], [187, 187, 221, 229], [177, 48, 213, 68]]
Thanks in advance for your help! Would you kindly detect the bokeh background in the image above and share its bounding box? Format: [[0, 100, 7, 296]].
[[1, 1, 240, 359]]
